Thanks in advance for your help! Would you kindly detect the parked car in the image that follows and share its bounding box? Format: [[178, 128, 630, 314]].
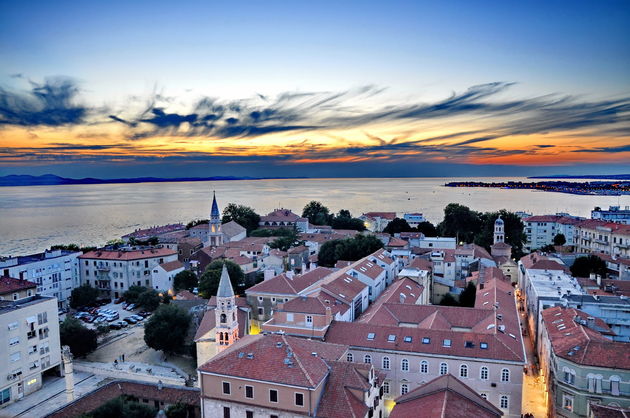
[[126, 304, 136, 311], [124, 317, 137, 324], [117, 320, 129, 328], [114, 297, 125, 304], [130, 315, 144, 321], [109, 322, 122, 330]]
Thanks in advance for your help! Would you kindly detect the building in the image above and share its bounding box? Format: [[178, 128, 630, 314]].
[[207, 192, 224, 247], [360, 212, 397, 232], [591, 206, 630, 225], [150, 260, 184, 293], [539, 306, 630, 417], [523, 215, 582, 251], [0, 249, 81, 309], [259, 208, 309, 231], [347, 259, 387, 302], [560, 294, 630, 342], [390, 374, 504, 418], [417, 237, 457, 250], [177, 237, 203, 263], [319, 273, 369, 322], [402, 213, 425, 228], [221, 221, 246, 242], [79, 247, 178, 299], [261, 295, 341, 339], [575, 219, 630, 257], [198, 334, 385, 418], [326, 271, 525, 417], [0, 284, 61, 410]]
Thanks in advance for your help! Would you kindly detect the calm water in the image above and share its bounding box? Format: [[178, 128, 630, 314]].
[[1, 177, 628, 256]]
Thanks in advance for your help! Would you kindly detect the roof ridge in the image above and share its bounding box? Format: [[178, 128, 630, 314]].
[[283, 335, 316, 387]]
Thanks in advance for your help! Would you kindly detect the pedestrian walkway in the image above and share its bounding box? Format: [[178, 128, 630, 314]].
[[519, 300, 548, 417], [0, 372, 107, 418]]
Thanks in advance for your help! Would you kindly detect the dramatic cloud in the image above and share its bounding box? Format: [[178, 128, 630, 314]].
[[0, 77, 88, 126]]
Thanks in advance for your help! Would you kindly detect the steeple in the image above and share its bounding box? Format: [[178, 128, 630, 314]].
[[210, 191, 220, 220], [207, 191, 223, 246], [493, 215, 505, 245], [217, 264, 235, 298], [215, 263, 238, 352]]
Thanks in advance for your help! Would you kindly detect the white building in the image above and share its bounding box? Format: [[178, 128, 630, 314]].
[[0, 278, 61, 410], [368, 248, 398, 285], [151, 260, 184, 293], [523, 215, 582, 251], [0, 249, 81, 309], [347, 259, 387, 302], [403, 212, 425, 228], [591, 205, 630, 224], [79, 247, 178, 299], [417, 237, 456, 250]]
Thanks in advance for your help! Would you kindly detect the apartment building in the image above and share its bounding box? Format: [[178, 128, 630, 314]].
[[560, 294, 630, 342], [79, 247, 177, 299], [150, 260, 184, 293], [575, 220, 630, 257], [591, 205, 630, 225], [0, 249, 81, 309], [326, 272, 525, 417], [198, 334, 385, 418], [347, 259, 387, 302], [539, 306, 630, 417], [523, 215, 582, 251], [1, 278, 61, 410]]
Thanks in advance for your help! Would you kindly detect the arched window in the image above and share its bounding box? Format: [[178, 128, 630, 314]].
[[501, 368, 510, 382], [364, 355, 372, 364], [480, 366, 489, 380], [347, 353, 353, 362], [562, 366, 575, 385], [500, 395, 509, 409], [220, 313, 226, 323], [459, 364, 468, 378], [382, 356, 390, 370], [440, 362, 448, 375], [401, 358, 409, 372], [420, 360, 428, 374], [401, 383, 408, 395]]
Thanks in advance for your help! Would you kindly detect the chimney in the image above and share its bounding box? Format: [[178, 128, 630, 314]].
[[587, 316, 595, 329]]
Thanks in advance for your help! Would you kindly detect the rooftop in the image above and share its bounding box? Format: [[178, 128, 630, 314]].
[[0, 276, 37, 295], [79, 247, 176, 261]]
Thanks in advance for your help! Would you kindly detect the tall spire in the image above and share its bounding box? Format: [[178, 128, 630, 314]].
[[217, 264, 235, 298], [211, 190, 220, 219]]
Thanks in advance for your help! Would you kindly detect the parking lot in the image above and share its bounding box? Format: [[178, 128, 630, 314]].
[[71, 300, 151, 331]]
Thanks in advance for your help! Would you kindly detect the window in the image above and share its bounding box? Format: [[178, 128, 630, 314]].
[[382, 356, 390, 370], [246, 411, 253, 418], [611, 376, 621, 396], [439, 362, 448, 375], [223, 406, 230, 418], [258, 307, 264, 316], [347, 353, 354, 362], [422, 337, 430, 344], [480, 342, 488, 349], [443, 339, 451, 347], [562, 394, 573, 411], [295, 392, 304, 406], [9, 336, 19, 346], [245, 385, 254, 399], [367, 332, 375, 340], [401, 359, 409, 372], [306, 315, 313, 324], [563, 368, 575, 385], [286, 313, 294, 322], [501, 368, 510, 382], [459, 364, 468, 378], [401, 383, 408, 395], [403, 336, 412, 343], [480, 366, 489, 380], [387, 334, 396, 342], [420, 360, 428, 374], [383, 381, 390, 394], [480, 393, 488, 400], [8, 322, 18, 331], [0, 388, 10, 406], [10, 352, 20, 362], [364, 355, 372, 364], [222, 381, 231, 395], [257, 296, 263, 302], [500, 395, 509, 409], [269, 389, 278, 403]]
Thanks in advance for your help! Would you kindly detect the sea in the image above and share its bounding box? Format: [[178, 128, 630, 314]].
[[1, 177, 628, 256]]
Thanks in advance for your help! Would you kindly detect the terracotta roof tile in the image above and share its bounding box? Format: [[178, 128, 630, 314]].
[[158, 260, 184, 272], [79, 247, 176, 261], [0, 276, 37, 294]]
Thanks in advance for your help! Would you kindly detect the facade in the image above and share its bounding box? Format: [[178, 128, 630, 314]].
[[575, 219, 630, 257], [221, 221, 246, 242], [261, 296, 339, 339], [560, 294, 630, 342], [360, 212, 397, 232], [523, 215, 582, 251], [79, 247, 178, 299], [0, 294, 61, 410], [0, 249, 81, 309], [150, 260, 184, 292], [402, 212, 425, 228], [539, 306, 630, 417], [347, 259, 387, 302], [259, 208, 308, 232], [327, 272, 525, 418], [177, 237, 203, 263], [367, 249, 398, 286], [591, 206, 630, 225], [198, 334, 384, 418]]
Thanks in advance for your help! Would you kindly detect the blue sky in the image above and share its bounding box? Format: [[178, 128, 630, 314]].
[[1, 0, 629, 178]]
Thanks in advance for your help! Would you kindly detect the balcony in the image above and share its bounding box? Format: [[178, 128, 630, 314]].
[[96, 265, 110, 272], [27, 330, 36, 339]]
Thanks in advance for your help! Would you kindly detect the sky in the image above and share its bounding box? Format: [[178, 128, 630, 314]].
[[0, 0, 629, 178]]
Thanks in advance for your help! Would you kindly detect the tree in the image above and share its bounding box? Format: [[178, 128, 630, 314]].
[[60, 317, 97, 357], [123, 285, 147, 304], [70, 285, 99, 309], [437, 203, 482, 243], [458, 282, 477, 307], [473, 210, 526, 258], [86, 395, 157, 418], [136, 290, 161, 311], [199, 260, 244, 298], [144, 305, 191, 355], [96, 324, 111, 335], [416, 221, 437, 236], [250, 228, 295, 237], [173, 270, 198, 292], [268, 228, 303, 252], [128, 236, 159, 246], [330, 209, 366, 231], [185, 219, 208, 229], [166, 403, 191, 418], [383, 218, 414, 234], [317, 234, 384, 267], [439, 293, 459, 306], [221, 203, 261, 233], [571, 255, 607, 278], [553, 233, 567, 246], [302, 201, 331, 225]]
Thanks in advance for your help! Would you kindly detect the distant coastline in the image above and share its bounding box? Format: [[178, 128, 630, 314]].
[[445, 180, 630, 196], [0, 174, 307, 187], [528, 174, 630, 180]]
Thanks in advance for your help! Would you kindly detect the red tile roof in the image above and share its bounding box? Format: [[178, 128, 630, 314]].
[[541, 306, 629, 369], [0, 276, 37, 295], [260, 208, 301, 223], [387, 237, 409, 248], [390, 374, 503, 418], [158, 260, 184, 272], [317, 361, 375, 418], [279, 295, 342, 315], [361, 212, 397, 220], [198, 334, 347, 388], [358, 278, 424, 323], [350, 259, 385, 280], [369, 248, 396, 266], [246, 267, 333, 296], [320, 274, 367, 304], [79, 247, 176, 261]]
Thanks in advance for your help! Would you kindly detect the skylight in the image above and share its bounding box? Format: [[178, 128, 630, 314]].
[[387, 334, 396, 342], [403, 336, 412, 343], [422, 337, 430, 344], [443, 339, 451, 347], [480, 342, 488, 349], [367, 332, 375, 340]]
